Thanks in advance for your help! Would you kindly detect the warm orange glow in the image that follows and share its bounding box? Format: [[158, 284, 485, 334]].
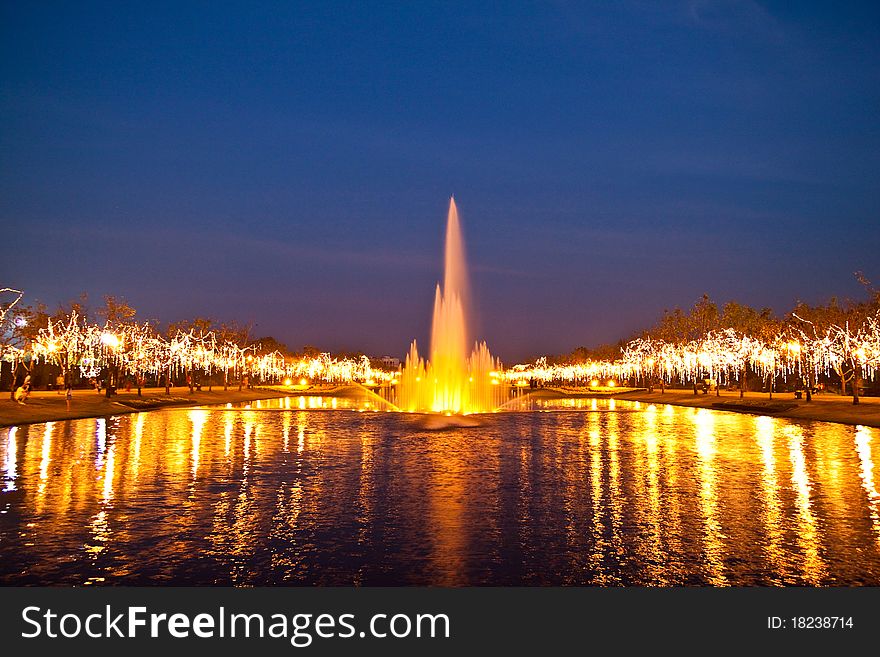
[[396, 198, 502, 414], [17, 273, 879, 395]]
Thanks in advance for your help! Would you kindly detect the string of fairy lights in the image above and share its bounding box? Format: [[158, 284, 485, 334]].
[[2, 300, 879, 389], [0, 288, 25, 363], [507, 312, 880, 388], [16, 310, 393, 386]]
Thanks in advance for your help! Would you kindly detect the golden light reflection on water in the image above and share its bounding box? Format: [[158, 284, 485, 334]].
[[297, 419, 305, 454], [606, 411, 624, 583], [755, 416, 785, 582], [282, 412, 291, 452], [639, 405, 665, 585], [558, 416, 583, 584], [1, 396, 880, 585], [189, 409, 208, 478], [354, 418, 379, 583], [785, 424, 826, 584], [86, 418, 119, 570], [224, 413, 233, 456], [95, 418, 106, 469], [854, 425, 880, 548], [658, 406, 682, 576], [586, 413, 607, 582], [3, 427, 17, 492], [424, 430, 470, 586], [102, 432, 115, 503], [130, 413, 144, 481], [37, 423, 53, 499], [693, 409, 727, 585]]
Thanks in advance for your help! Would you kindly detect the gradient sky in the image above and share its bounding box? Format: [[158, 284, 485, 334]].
[[2, 1, 878, 361]]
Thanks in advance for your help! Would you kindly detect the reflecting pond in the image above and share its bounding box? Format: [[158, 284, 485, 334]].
[[1, 397, 879, 585]]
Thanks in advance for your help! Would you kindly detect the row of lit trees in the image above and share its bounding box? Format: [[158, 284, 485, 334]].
[[0, 288, 25, 366], [618, 315, 879, 403], [0, 291, 391, 396], [515, 286, 880, 405], [4, 285, 879, 405]]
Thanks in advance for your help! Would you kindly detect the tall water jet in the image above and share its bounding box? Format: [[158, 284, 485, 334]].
[[396, 198, 505, 414]]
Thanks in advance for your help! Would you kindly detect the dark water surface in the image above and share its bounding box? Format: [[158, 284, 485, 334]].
[[2, 397, 879, 585]]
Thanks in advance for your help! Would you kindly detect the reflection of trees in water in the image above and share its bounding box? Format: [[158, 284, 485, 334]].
[[692, 409, 727, 586], [784, 425, 826, 584], [1, 403, 879, 584], [855, 425, 880, 549]]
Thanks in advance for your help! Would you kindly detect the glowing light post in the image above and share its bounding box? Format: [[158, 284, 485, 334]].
[[100, 331, 121, 397], [163, 335, 181, 395], [865, 313, 880, 383], [241, 351, 254, 391], [204, 332, 217, 392], [784, 340, 807, 401], [760, 346, 777, 400]]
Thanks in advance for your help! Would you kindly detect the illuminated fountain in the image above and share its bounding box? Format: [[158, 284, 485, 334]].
[[395, 198, 505, 414]]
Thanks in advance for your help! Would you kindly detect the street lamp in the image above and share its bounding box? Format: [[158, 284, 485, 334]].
[[100, 332, 120, 396]]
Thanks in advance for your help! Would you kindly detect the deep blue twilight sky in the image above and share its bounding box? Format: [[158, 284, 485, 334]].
[[1, 1, 878, 361]]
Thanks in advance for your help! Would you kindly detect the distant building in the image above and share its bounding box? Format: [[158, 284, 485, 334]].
[[379, 355, 400, 369]]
